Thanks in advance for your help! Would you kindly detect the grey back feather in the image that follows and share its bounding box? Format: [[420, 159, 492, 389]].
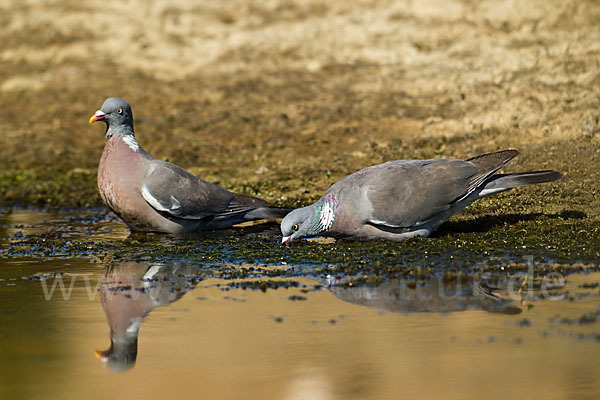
[[142, 161, 236, 220], [339, 159, 477, 228], [331, 150, 521, 229]]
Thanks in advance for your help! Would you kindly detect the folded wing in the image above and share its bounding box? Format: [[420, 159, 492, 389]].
[[361, 150, 519, 228], [141, 161, 266, 221]]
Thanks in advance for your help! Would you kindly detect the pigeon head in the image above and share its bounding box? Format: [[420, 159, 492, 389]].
[[280, 206, 320, 244], [281, 194, 339, 243], [89, 97, 134, 138], [94, 339, 138, 373]]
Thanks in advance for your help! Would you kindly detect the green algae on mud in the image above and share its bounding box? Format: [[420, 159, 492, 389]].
[[0, 169, 99, 208], [1, 136, 597, 214], [111, 209, 600, 271], [1, 209, 599, 286]]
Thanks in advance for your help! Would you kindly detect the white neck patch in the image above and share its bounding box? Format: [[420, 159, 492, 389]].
[[126, 318, 142, 335], [319, 202, 336, 231], [121, 135, 140, 152]]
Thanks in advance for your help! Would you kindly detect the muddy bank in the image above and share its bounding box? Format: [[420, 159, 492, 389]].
[[0, 0, 598, 221]]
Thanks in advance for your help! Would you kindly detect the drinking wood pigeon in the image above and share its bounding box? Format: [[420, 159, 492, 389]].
[[90, 97, 290, 233], [281, 150, 561, 243], [328, 278, 521, 315]]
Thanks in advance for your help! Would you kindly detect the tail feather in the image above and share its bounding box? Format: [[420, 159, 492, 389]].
[[479, 170, 562, 197], [463, 150, 520, 198], [231, 192, 292, 220], [244, 206, 293, 220], [466, 149, 519, 173]]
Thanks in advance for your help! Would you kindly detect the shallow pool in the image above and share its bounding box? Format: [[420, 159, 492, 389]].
[[1, 209, 599, 399]]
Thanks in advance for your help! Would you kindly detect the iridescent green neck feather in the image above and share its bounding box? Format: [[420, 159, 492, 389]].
[[312, 193, 338, 232]]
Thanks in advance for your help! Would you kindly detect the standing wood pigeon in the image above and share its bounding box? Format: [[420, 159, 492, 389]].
[[281, 150, 561, 243], [95, 261, 196, 372], [90, 97, 290, 233]]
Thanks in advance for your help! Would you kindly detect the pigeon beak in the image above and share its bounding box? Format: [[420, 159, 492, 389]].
[[89, 110, 106, 124], [94, 349, 109, 362], [281, 236, 292, 245]]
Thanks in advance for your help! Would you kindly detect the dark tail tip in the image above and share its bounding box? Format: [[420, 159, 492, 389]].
[[246, 207, 293, 220], [515, 170, 562, 184], [495, 170, 562, 188]]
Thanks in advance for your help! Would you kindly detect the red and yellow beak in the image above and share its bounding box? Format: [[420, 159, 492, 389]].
[[94, 349, 109, 362], [89, 110, 107, 124]]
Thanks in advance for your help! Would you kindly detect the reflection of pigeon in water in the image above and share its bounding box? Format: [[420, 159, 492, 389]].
[[281, 150, 561, 242], [95, 261, 197, 372], [327, 277, 522, 315], [90, 97, 291, 233]]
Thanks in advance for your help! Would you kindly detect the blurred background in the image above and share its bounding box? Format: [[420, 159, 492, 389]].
[[0, 0, 598, 213]]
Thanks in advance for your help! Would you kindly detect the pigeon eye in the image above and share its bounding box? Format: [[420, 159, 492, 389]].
[[117, 108, 123, 115], [292, 224, 299, 231]]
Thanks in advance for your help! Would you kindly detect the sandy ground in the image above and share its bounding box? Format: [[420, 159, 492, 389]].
[[0, 0, 598, 214]]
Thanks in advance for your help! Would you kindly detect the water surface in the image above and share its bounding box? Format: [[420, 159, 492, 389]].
[[1, 209, 599, 400]]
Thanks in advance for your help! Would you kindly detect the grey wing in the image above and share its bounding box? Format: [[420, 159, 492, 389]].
[[360, 159, 479, 228], [141, 161, 238, 220]]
